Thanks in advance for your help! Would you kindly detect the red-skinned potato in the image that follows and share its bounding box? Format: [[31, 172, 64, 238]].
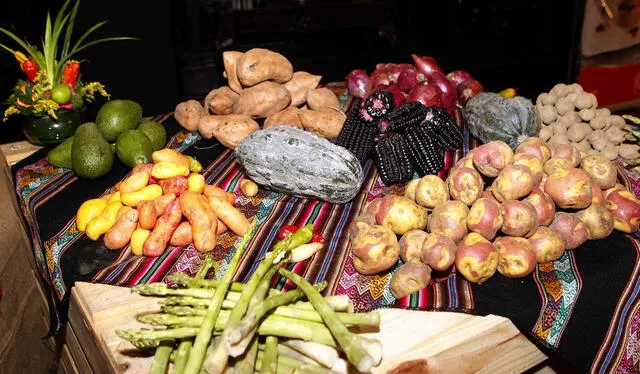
[[515, 137, 552, 162], [404, 178, 421, 201], [455, 237, 499, 284], [348, 213, 377, 241], [500, 200, 538, 238], [414, 175, 449, 209], [421, 232, 457, 271], [351, 224, 400, 275], [494, 236, 537, 278], [591, 184, 605, 205], [550, 212, 589, 249], [576, 203, 614, 239], [460, 232, 490, 246], [603, 184, 627, 200], [428, 200, 469, 242], [375, 195, 428, 235], [539, 174, 549, 192], [491, 165, 535, 202], [543, 157, 571, 175], [447, 167, 483, 206], [389, 259, 432, 299], [544, 168, 592, 209], [528, 226, 565, 263], [605, 190, 640, 233], [580, 154, 617, 190], [472, 140, 514, 177], [466, 197, 503, 240], [363, 197, 384, 217], [551, 143, 581, 167], [399, 229, 429, 263], [524, 187, 556, 226], [450, 153, 476, 174], [512, 153, 544, 185]]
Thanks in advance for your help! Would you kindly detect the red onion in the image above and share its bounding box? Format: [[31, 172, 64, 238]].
[[426, 72, 456, 115], [405, 83, 442, 107], [456, 79, 484, 106], [386, 63, 414, 83], [368, 69, 391, 92], [346, 69, 370, 99], [371, 84, 405, 107], [411, 54, 442, 77], [446, 70, 473, 88], [398, 67, 426, 92]]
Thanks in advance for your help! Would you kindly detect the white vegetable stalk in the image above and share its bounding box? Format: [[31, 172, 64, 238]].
[[357, 336, 383, 367], [283, 339, 339, 368], [330, 358, 349, 374], [266, 242, 324, 264], [277, 344, 322, 366]]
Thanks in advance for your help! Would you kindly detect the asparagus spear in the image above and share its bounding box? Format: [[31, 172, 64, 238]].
[[278, 268, 374, 373], [260, 336, 278, 374], [282, 340, 338, 369], [160, 294, 349, 312], [203, 224, 314, 373], [166, 272, 284, 296], [256, 350, 331, 374], [232, 335, 259, 374], [150, 340, 174, 374], [182, 218, 258, 374], [116, 327, 199, 349]]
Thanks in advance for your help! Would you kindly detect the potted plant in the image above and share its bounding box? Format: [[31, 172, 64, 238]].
[[0, 0, 135, 145]]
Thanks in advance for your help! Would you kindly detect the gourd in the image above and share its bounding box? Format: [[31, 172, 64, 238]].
[[234, 126, 364, 203], [463, 92, 541, 149]]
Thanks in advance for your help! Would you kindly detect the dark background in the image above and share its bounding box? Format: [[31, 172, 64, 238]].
[[0, 0, 584, 143]]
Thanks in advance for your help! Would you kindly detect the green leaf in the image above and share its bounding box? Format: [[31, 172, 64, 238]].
[[43, 12, 54, 86], [0, 27, 46, 67], [623, 114, 640, 125], [69, 36, 138, 59], [61, 0, 80, 58]]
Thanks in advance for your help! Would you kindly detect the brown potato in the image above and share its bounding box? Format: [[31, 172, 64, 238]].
[[606, 190, 640, 233], [348, 214, 377, 241], [203, 86, 239, 115], [233, 81, 292, 119], [421, 232, 457, 271], [544, 168, 592, 209], [175, 100, 206, 132], [455, 239, 499, 284], [428, 200, 469, 242], [375, 195, 428, 235], [414, 175, 449, 209], [399, 229, 429, 263], [551, 143, 582, 167], [298, 108, 346, 139], [543, 157, 571, 175], [104, 209, 139, 250], [403, 178, 421, 201], [447, 167, 484, 206], [389, 260, 432, 299], [512, 153, 544, 185], [576, 203, 614, 240], [550, 212, 589, 249], [528, 226, 565, 263], [170, 221, 193, 247], [263, 107, 304, 129], [491, 165, 534, 202], [306, 87, 341, 112], [351, 224, 400, 275], [580, 154, 617, 190], [222, 51, 244, 93], [466, 197, 503, 240], [494, 236, 537, 278], [283, 71, 322, 107], [524, 187, 556, 226], [200, 114, 260, 149], [236, 48, 293, 86], [515, 137, 552, 162], [500, 200, 538, 238], [472, 140, 514, 177]]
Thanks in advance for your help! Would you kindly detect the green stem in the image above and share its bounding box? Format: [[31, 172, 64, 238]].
[[232, 335, 259, 374], [115, 328, 198, 350], [172, 340, 192, 374], [278, 268, 374, 373], [260, 337, 278, 374], [150, 340, 173, 374]]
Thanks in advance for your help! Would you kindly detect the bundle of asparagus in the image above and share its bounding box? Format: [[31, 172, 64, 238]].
[[116, 220, 383, 374]]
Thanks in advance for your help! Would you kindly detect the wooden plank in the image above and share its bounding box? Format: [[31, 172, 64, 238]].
[[69, 281, 547, 373], [1, 141, 42, 166], [57, 344, 80, 374], [62, 318, 94, 374]]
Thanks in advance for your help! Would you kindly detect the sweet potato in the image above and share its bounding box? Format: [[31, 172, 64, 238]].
[[233, 81, 291, 119], [175, 100, 206, 132], [298, 108, 346, 139], [351, 224, 400, 275], [263, 107, 303, 129], [472, 140, 514, 177], [399, 229, 429, 263], [528, 226, 565, 263], [137, 200, 157, 230], [550, 212, 588, 249], [428, 200, 469, 242], [466, 197, 503, 240], [447, 167, 483, 206], [236, 48, 293, 86], [375, 195, 428, 235], [306, 87, 341, 112], [143, 199, 182, 257], [421, 232, 457, 271], [203, 86, 239, 115], [170, 221, 193, 247], [414, 175, 449, 209], [104, 209, 139, 250], [494, 236, 536, 278], [491, 165, 534, 202], [199, 114, 260, 149], [283, 71, 322, 107], [206, 195, 250, 236], [389, 260, 432, 299], [222, 51, 244, 93], [153, 193, 177, 217], [180, 191, 216, 252]]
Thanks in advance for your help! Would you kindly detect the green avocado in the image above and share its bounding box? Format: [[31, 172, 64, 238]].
[[47, 135, 74, 169], [95, 99, 143, 142], [71, 122, 115, 179], [115, 129, 153, 168]]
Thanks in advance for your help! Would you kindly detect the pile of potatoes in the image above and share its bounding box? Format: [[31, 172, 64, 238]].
[[348, 137, 640, 298], [535, 82, 639, 161], [174, 48, 346, 149]]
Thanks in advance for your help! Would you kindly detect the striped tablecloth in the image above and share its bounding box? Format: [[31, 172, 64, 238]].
[[11, 84, 640, 373]]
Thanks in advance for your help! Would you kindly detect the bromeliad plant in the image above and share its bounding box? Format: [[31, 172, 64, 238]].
[[0, 0, 136, 120]]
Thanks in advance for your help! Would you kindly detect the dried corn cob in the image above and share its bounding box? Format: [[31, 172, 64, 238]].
[[403, 124, 443, 176], [364, 90, 395, 119], [371, 133, 414, 186], [334, 114, 378, 165], [378, 101, 427, 133], [422, 109, 463, 151]]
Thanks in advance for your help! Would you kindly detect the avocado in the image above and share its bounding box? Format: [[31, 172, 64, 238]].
[[137, 120, 167, 151], [95, 99, 143, 142], [71, 122, 115, 179], [47, 135, 74, 169], [115, 129, 153, 168]]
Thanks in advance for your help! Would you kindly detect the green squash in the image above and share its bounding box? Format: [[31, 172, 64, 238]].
[[463, 92, 541, 149]]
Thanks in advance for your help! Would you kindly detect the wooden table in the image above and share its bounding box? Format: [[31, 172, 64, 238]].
[[60, 282, 549, 374]]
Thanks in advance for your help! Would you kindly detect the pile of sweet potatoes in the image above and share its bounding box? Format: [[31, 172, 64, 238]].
[[174, 48, 346, 149], [349, 137, 640, 298]]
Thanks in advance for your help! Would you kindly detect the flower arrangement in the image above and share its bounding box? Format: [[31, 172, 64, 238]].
[[0, 0, 135, 121]]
